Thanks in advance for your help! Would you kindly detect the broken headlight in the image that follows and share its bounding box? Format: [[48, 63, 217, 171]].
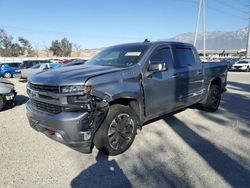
[[61, 85, 85, 93], [61, 85, 92, 94]]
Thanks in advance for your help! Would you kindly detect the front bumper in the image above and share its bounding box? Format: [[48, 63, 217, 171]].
[[26, 100, 94, 153]]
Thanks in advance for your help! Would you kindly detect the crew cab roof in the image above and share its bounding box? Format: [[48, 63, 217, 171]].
[[110, 41, 194, 49]]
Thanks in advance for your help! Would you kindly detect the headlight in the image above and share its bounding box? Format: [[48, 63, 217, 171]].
[[61, 85, 92, 94], [61, 85, 85, 93]]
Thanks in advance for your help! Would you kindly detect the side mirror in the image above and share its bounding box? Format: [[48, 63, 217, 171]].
[[148, 62, 167, 72]]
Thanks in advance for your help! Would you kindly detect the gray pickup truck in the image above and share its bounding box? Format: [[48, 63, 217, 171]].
[[26, 41, 227, 155]]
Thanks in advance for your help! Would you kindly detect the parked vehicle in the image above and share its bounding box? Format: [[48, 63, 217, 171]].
[[229, 59, 250, 72], [26, 41, 227, 155], [49, 59, 60, 64], [19, 60, 51, 70], [0, 78, 17, 111], [21, 63, 60, 80], [62, 59, 87, 67], [0, 62, 21, 78], [59, 59, 71, 64]]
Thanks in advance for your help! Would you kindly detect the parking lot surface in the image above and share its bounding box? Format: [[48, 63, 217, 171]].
[[0, 72, 249, 188]]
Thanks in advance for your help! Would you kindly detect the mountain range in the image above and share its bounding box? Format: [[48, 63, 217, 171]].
[[168, 27, 248, 50]]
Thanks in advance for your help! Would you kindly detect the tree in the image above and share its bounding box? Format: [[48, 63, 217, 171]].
[[49, 37, 72, 57], [73, 43, 81, 57], [10, 43, 22, 57], [18, 37, 33, 56], [0, 28, 34, 57], [49, 40, 62, 56], [0, 29, 13, 56]]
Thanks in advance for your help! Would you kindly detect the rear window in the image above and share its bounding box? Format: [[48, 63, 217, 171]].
[[22, 61, 40, 68], [30, 64, 41, 69], [174, 47, 196, 68]]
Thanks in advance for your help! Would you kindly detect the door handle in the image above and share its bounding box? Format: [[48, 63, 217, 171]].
[[196, 71, 202, 75], [172, 73, 179, 78]]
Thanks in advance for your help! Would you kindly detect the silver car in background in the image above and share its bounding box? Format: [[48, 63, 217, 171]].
[[21, 63, 59, 80]]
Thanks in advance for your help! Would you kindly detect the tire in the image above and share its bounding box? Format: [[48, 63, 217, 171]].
[[200, 84, 221, 112], [94, 104, 137, 156], [246, 67, 250, 72], [0, 96, 6, 111], [4, 72, 12, 78]]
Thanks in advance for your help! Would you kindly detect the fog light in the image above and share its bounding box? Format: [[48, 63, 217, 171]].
[[55, 132, 62, 139], [81, 131, 91, 141]]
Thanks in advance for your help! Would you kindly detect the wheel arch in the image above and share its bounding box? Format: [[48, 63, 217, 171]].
[[109, 97, 143, 125], [209, 77, 222, 91]]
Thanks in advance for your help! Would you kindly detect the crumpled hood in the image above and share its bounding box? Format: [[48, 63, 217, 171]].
[[29, 65, 126, 85]]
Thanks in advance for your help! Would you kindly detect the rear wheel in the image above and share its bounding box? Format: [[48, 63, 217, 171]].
[[4, 72, 12, 78], [94, 104, 137, 155], [0, 96, 6, 111], [246, 66, 250, 72], [200, 84, 221, 112]]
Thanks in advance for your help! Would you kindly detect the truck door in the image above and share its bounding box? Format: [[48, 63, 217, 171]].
[[173, 46, 204, 107], [143, 47, 176, 118]]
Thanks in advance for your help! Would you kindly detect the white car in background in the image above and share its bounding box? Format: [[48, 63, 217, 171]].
[[21, 63, 59, 80], [230, 59, 250, 72]]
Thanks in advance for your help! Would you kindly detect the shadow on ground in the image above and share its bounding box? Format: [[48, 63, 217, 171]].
[[164, 116, 250, 188], [198, 81, 250, 135], [71, 152, 132, 188]]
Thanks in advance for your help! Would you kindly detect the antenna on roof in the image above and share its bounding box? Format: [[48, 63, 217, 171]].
[[144, 39, 150, 43]]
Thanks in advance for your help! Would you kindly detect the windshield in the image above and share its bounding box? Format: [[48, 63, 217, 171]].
[[30, 64, 41, 69], [236, 61, 249, 64], [86, 45, 148, 68]]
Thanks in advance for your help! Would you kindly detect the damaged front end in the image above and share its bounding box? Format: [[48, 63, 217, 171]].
[[0, 78, 17, 110], [26, 83, 109, 153]]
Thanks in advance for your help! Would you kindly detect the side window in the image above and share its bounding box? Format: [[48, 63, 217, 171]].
[[150, 48, 172, 65], [11, 63, 18, 67], [174, 47, 196, 68], [27, 62, 32, 67]]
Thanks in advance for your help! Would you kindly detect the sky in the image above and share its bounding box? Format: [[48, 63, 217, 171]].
[[0, 0, 249, 49]]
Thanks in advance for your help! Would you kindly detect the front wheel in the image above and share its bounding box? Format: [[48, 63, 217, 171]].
[[94, 104, 137, 155], [0, 96, 6, 111], [4, 72, 12, 78]]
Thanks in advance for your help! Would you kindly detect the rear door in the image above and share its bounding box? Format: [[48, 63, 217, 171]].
[[143, 46, 176, 118], [173, 45, 203, 107]]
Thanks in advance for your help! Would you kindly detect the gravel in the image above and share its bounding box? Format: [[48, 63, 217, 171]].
[[0, 72, 249, 188]]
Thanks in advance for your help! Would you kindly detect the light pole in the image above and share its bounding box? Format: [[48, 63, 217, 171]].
[[194, 0, 203, 47], [246, 17, 250, 58], [194, 0, 206, 58], [203, 0, 206, 58]]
